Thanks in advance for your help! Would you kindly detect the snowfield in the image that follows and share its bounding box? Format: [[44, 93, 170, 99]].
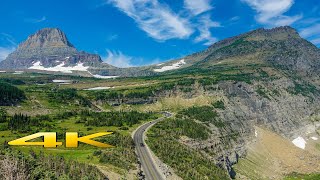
[[92, 74, 119, 79], [52, 80, 72, 83], [29, 61, 89, 73], [84, 87, 112, 90], [292, 136, 306, 149], [154, 59, 186, 72], [311, 137, 318, 140], [13, 71, 24, 74]]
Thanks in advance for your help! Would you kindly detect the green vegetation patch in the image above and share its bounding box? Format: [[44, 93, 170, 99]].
[[287, 81, 318, 97], [173, 118, 210, 140], [0, 82, 26, 106], [0, 149, 105, 180], [180, 106, 225, 128], [48, 88, 91, 107], [212, 100, 225, 109], [5, 110, 156, 133], [256, 85, 271, 100], [217, 38, 249, 52], [76, 110, 157, 127], [94, 132, 136, 170], [147, 119, 228, 180], [284, 172, 320, 180], [0, 78, 25, 85]]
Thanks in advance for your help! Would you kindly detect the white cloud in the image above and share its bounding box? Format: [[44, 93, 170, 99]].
[[108, 0, 193, 41], [102, 49, 163, 67], [0, 47, 15, 61], [230, 16, 240, 21], [184, 0, 212, 15], [102, 50, 134, 68], [195, 15, 220, 46], [300, 24, 320, 46], [0, 33, 17, 47], [242, 0, 302, 26], [24, 16, 46, 23], [300, 24, 320, 38], [0, 33, 16, 61], [271, 15, 302, 27], [298, 17, 320, 25], [107, 0, 220, 46]]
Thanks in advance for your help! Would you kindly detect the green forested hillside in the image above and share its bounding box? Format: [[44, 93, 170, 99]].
[[0, 82, 25, 106], [147, 117, 228, 180], [0, 149, 105, 180]]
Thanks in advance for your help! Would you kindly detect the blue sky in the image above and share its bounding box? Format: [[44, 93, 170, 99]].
[[0, 0, 319, 67]]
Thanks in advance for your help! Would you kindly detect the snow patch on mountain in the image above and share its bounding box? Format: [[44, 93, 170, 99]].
[[292, 136, 306, 149], [84, 87, 112, 90], [52, 80, 72, 83], [92, 74, 119, 79], [29, 61, 89, 73], [154, 59, 186, 72], [13, 71, 24, 74], [311, 137, 318, 140]]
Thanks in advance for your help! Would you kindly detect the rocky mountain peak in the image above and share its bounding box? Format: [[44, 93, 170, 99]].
[[207, 26, 301, 52], [0, 28, 109, 70], [247, 26, 300, 39], [18, 28, 74, 50], [253, 26, 299, 35]]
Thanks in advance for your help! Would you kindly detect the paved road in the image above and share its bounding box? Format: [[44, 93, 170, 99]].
[[133, 112, 172, 180]]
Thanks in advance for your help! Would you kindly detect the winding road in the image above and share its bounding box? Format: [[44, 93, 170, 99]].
[[133, 112, 172, 180]]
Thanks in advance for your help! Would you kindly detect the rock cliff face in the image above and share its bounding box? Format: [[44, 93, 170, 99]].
[[0, 28, 109, 69], [18, 28, 74, 49]]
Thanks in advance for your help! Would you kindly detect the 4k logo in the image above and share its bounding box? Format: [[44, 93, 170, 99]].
[[8, 132, 114, 148]]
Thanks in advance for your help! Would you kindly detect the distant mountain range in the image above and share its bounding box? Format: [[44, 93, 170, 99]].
[[1, 26, 319, 78]]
